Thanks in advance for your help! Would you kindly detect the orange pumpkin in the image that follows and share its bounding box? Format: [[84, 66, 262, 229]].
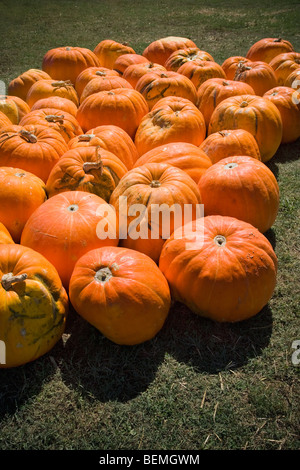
[[196, 78, 255, 127], [208, 94, 283, 162], [135, 70, 198, 110], [199, 129, 261, 164], [263, 86, 300, 143], [8, 69, 52, 101], [0, 95, 30, 123], [21, 191, 119, 288], [198, 156, 279, 233], [75, 66, 120, 98], [76, 88, 149, 138], [46, 145, 128, 201], [133, 141, 212, 184], [109, 162, 202, 263], [164, 47, 214, 71], [159, 215, 278, 322], [42, 46, 101, 84], [93, 39, 136, 69], [0, 223, 14, 245], [0, 124, 68, 182], [68, 124, 139, 170], [0, 111, 12, 130], [246, 37, 294, 63], [122, 62, 167, 88], [0, 244, 68, 368], [113, 53, 149, 75], [285, 68, 300, 90], [142, 36, 198, 65], [269, 52, 300, 85], [0, 167, 47, 242], [30, 96, 78, 117], [221, 56, 251, 80], [69, 246, 171, 345], [177, 59, 226, 90], [233, 60, 278, 96], [80, 75, 133, 103], [134, 96, 206, 155], [26, 79, 79, 108]]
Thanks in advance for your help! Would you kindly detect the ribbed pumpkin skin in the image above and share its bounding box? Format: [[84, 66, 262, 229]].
[[285, 68, 300, 89], [159, 215, 278, 323], [93, 40, 136, 69], [199, 129, 261, 164], [134, 96, 206, 156], [75, 67, 120, 98], [26, 79, 79, 107], [80, 75, 133, 103], [221, 56, 250, 80], [0, 244, 68, 369], [198, 156, 279, 233], [133, 141, 212, 184], [208, 94, 283, 162], [68, 124, 139, 169], [0, 167, 47, 242], [0, 99, 19, 125], [196, 78, 256, 127], [123, 62, 167, 88], [76, 88, 149, 138], [233, 60, 278, 96], [110, 162, 202, 263], [0, 124, 68, 182], [21, 191, 119, 288], [263, 86, 300, 143], [164, 47, 214, 71], [31, 96, 78, 117], [42, 46, 101, 83], [142, 36, 198, 65], [113, 53, 149, 75], [177, 59, 226, 90], [69, 246, 171, 345], [0, 111, 12, 130], [0, 95, 30, 123], [269, 52, 300, 85], [46, 146, 128, 201], [246, 37, 294, 63], [0, 223, 14, 245], [8, 69, 52, 101], [135, 71, 198, 110]]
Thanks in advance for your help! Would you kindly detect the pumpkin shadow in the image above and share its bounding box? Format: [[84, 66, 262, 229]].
[[273, 138, 300, 163], [162, 302, 273, 374]]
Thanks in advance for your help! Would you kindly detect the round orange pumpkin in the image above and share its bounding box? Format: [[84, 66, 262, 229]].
[[164, 47, 214, 71], [0, 244, 68, 368], [233, 60, 278, 96], [113, 53, 150, 75], [159, 215, 278, 322], [122, 62, 167, 88], [26, 79, 79, 108], [21, 191, 119, 288], [93, 39, 136, 69], [269, 52, 300, 85], [0, 223, 14, 245], [0, 95, 30, 124], [69, 246, 171, 345], [80, 75, 133, 103], [142, 36, 198, 65], [246, 37, 294, 64], [0, 111, 12, 130], [177, 59, 226, 90], [30, 96, 78, 117], [221, 56, 251, 80], [8, 69, 52, 101], [75, 66, 120, 98], [198, 156, 279, 233]]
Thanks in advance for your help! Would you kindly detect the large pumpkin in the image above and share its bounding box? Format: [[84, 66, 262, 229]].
[[142, 36, 198, 65], [0, 223, 14, 245], [46, 145, 128, 201], [113, 53, 150, 75], [208, 94, 283, 162], [164, 47, 214, 71], [177, 59, 226, 90], [221, 56, 250, 80], [269, 52, 300, 85], [233, 60, 278, 96], [21, 191, 118, 288], [0, 124, 68, 182], [198, 156, 279, 233], [26, 79, 79, 108], [80, 75, 133, 103], [0, 167, 47, 242], [134, 96, 206, 156], [122, 62, 167, 88], [246, 37, 294, 63], [0, 244, 68, 368], [69, 246, 171, 345], [93, 39, 136, 69], [7, 68, 52, 101], [159, 215, 278, 322], [75, 67, 120, 98], [30, 96, 78, 117]]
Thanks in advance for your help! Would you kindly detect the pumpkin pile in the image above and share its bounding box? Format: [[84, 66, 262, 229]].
[[0, 36, 299, 368]]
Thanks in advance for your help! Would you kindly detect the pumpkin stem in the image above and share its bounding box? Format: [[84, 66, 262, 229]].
[[95, 71, 106, 76], [51, 80, 73, 89], [45, 114, 65, 124], [19, 130, 38, 143], [150, 180, 161, 188], [83, 161, 104, 174], [214, 235, 226, 247], [78, 134, 95, 142], [240, 100, 249, 108], [218, 131, 230, 137], [224, 162, 238, 170], [274, 38, 282, 42], [94, 267, 112, 283], [1, 273, 28, 290]]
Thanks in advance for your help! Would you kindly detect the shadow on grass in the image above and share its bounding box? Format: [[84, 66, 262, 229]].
[[274, 138, 300, 164]]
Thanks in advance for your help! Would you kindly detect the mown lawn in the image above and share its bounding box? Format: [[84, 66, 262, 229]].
[[0, 0, 299, 451]]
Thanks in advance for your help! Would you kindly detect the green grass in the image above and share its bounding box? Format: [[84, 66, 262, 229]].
[[0, 0, 300, 451]]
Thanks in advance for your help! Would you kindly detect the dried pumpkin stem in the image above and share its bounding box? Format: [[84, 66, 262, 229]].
[[78, 134, 95, 142], [45, 114, 65, 124], [83, 161, 104, 174], [1, 272, 28, 290]]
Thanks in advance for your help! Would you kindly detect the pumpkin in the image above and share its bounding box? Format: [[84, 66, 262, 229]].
[[0, 124, 68, 182], [0, 111, 12, 130], [198, 156, 279, 233], [0, 223, 14, 245], [69, 246, 171, 345], [233, 60, 278, 96], [134, 96, 206, 156], [93, 39, 136, 69], [142, 36, 198, 65], [30, 96, 78, 117], [199, 129, 261, 164], [0, 244, 68, 368], [177, 59, 226, 90], [164, 47, 214, 71], [285, 68, 300, 90], [8, 69, 52, 101], [76, 88, 149, 138], [159, 215, 278, 322], [21, 190, 119, 288], [221, 56, 251, 80], [0, 95, 30, 123], [113, 53, 150, 75], [19, 108, 83, 143], [135, 70, 198, 110], [0, 167, 47, 242], [46, 145, 128, 201], [196, 78, 255, 127], [80, 75, 133, 103], [133, 141, 212, 184], [246, 38, 294, 64], [269, 52, 300, 85], [109, 162, 202, 263], [122, 62, 167, 88], [263, 86, 300, 143], [75, 67, 120, 98], [208, 94, 283, 162], [26, 79, 79, 108], [68, 124, 139, 170], [42, 46, 101, 84]]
